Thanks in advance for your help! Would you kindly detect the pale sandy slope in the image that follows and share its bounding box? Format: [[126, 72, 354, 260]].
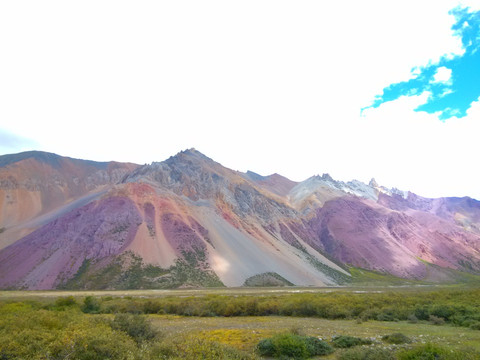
[[191, 201, 348, 286]]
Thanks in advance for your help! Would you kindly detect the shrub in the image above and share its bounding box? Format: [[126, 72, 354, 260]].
[[414, 306, 430, 321], [82, 296, 101, 314], [55, 323, 138, 360], [256, 333, 332, 359], [269, 333, 308, 359], [257, 338, 275, 356], [430, 305, 454, 321], [449, 314, 465, 326], [407, 314, 418, 323], [304, 336, 334, 356], [111, 313, 158, 344], [377, 313, 398, 322], [0, 302, 32, 314], [397, 343, 448, 360], [469, 321, 480, 330], [429, 315, 445, 325], [397, 343, 480, 360], [53, 296, 78, 310], [24, 288, 480, 331], [382, 333, 411, 344], [332, 335, 372, 348], [149, 342, 178, 358], [338, 347, 395, 360], [0, 308, 138, 360]]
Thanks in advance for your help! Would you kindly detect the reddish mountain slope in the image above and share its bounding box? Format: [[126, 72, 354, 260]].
[[0, 150, 348, 289], [0, 149, 479, 290], [0, 151, 138, 249]]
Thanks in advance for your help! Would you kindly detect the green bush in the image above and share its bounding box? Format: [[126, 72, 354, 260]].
[[430, 305, 454, 321], [111, 313, 158, 344], [0, 308, 138, 360], [54, 323, 138, 360], [382, 333, 411, 344], [469, 321, 480, 330], [338, 347, 395, 360], [256, 333, 332, 359], [82, 296, 101, 314], [0, 302, 33, 313], [257, 338, 275, 356], [428, 315, 445, 325], [414, 306, 430, 321], [407, 314, 418, 323], [270, 333, 308, 359], [50, 287, 480, 332], [377, 313, 398, 322], [304, 336, 334, 356], [53, 296, 78, 310], [332, 335, 372, 348], [148, 342, 178, 359], [397, 343, 480, 360]]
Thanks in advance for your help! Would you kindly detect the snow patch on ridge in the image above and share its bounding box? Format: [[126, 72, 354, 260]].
[[289, 173, 409, 212]]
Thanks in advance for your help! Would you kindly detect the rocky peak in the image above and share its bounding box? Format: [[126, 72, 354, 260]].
[[320, 173, 335, 182], [369, 178, 379, 188], [123, 149, 239, 200], [165, 148, 213, 164], [244, 170, 266, 182]]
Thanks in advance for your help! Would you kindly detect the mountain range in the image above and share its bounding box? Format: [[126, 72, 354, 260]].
[[0, 149, 479, 290]]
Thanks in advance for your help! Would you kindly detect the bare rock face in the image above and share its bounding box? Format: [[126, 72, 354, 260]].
[[0, 196, 142, 290], [124, 149, 226, 200], [123, 148, 296, 225], [307, 196, 480, 277], [1, 148, 480, 290], [378, 192, 480, 235]]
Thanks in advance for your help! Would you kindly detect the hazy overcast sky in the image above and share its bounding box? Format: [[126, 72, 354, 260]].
[[1, 1, 480, 199]]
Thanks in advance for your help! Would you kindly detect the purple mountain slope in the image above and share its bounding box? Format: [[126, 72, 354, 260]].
[[0, 149, 479, 289]]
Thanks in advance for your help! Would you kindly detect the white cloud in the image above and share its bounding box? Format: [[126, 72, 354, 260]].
[[0, 0, 479, 199], [439, 88, 454, 97], [359, 93, 480, 200], [432, 66, 453, 84]]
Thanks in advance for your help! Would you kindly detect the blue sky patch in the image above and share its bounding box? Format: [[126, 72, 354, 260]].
[[364, 7, 480, 120]]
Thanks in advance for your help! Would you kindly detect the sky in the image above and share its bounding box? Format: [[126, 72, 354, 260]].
[[1, 1, 480, 199]]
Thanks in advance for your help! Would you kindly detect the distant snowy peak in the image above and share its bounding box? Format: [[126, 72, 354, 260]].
[[368, 178, 409, 200], [288, 173, 408, 212], [342, 179, 378, 201]]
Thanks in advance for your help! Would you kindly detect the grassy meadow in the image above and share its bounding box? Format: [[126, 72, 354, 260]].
[[1, 286, 480, 359]]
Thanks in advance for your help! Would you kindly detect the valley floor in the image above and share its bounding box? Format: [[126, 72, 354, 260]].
[[1, 286, 480, 359], [0, 284, 459, 299], [151, 314, 480, 355]]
